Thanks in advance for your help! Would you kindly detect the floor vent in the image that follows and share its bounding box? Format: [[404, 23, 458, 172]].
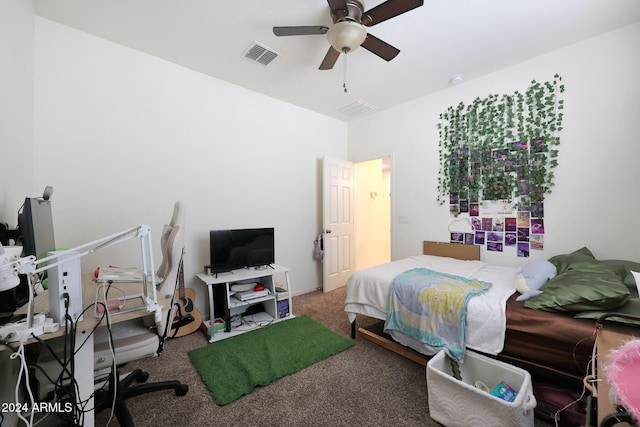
[[338, 100, 376, 117], [243, 41, 279, 66]]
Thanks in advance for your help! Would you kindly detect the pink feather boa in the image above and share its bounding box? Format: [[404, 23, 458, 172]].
[[606, 339, 640, 422]]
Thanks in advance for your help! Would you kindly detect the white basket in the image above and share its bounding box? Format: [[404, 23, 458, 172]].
[[426, 350, 537, 427]]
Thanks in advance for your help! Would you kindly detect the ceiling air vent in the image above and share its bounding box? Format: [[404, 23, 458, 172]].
[[243, 41, 279, 66], [338, 100, 376, 117]]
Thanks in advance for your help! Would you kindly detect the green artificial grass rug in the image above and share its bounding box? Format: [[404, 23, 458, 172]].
[[188, 315, 354, 405]]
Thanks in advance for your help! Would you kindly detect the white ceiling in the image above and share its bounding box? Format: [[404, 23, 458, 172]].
[[32, 0, 640, 122]]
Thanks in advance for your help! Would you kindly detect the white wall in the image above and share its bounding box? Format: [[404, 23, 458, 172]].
[[0, 5, 34, 424], [33, 18, 347, 312], [349, 22, 640, 267], [0, 0, 34, 227]]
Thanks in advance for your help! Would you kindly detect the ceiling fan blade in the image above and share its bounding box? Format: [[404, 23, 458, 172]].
[[273, 26, 329, 36], [362, 0, 424, 26], [326, 0, 348, 14], [360, 33, 400, 61], [319, 46, 341, 70]]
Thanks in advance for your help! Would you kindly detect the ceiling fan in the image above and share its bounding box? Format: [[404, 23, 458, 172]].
[[273, 0, 424, 70]]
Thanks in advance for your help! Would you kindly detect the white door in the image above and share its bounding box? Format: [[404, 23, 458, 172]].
[[322, 156, 354, 293]]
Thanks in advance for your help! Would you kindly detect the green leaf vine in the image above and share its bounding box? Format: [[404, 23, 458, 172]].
[[437, 75, 564, 206]]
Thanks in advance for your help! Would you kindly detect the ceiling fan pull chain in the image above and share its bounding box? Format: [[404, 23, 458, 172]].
[[343, 53, 348, 93]]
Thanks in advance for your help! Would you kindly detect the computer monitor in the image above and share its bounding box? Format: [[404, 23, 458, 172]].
[[19, 197, 56, 259], [1, 197, 56, 317]]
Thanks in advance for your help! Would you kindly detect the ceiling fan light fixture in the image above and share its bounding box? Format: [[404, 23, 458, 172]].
[[327, 21, 366, 53]]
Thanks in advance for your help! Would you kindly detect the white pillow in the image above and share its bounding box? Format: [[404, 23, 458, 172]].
[[631, 270, 640, 297], [515, 259, 557, 301]]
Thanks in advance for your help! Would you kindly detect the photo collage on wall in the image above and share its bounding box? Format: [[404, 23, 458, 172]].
[[447, 141, 547, 258], [449, 199, 544, 258]]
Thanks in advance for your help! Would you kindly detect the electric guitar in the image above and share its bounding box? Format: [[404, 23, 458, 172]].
[[170, 253, 202, 337]]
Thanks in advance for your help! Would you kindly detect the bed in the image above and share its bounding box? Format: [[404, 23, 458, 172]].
[[345, 241, 639, 380]]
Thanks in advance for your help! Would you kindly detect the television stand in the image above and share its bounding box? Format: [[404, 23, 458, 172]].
[[195, 265, 293, 342]]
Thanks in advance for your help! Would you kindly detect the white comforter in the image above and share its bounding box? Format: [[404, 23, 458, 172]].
[[344, 255, 517, 356]]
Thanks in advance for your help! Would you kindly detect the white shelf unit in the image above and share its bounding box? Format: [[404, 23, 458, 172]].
[[196, 265, 293, 342]]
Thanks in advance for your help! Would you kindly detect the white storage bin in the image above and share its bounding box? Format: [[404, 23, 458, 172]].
[[426, 350, 537, 427]]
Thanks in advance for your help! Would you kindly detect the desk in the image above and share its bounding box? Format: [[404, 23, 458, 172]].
[[2, 274, 165, 427]]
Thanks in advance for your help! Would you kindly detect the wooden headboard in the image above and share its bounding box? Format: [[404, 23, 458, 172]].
[[423, 241, 480, 261]]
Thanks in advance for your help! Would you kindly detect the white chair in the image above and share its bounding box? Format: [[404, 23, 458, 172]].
[[156, 201, 186, 299], [36, 202, 189, 427]]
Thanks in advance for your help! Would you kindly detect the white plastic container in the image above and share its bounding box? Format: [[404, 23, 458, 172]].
[[426, 350, 537, 427]]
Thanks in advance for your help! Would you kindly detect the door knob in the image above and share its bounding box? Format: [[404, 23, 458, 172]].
[[325, 229, 332, 234]]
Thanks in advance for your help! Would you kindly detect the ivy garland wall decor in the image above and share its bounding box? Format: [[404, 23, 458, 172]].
[[437, 75, 564, 257]]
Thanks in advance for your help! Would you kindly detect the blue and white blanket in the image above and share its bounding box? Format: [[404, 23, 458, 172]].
[[384, 268, 492, 362]]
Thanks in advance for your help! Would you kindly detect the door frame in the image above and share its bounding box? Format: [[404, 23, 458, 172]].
[[320, 152, 395, 292]]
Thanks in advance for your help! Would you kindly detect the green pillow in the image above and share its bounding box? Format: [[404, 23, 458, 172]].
[[600, 259, 640, 292], [548, 247, 596, 274], [524, 262, 630, 312], [574, 297, 640, 326]]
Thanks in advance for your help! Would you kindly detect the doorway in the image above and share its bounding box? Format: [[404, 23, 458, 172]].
[[321, 155, 392, 292], [354, 156, 391, 272]]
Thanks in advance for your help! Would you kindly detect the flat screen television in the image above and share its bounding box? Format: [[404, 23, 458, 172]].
[[209, 228, 274, 274]]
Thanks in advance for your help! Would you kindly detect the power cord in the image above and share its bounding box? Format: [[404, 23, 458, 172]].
[[11, 341, 36, 427], [23, 297, 112, 426]]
